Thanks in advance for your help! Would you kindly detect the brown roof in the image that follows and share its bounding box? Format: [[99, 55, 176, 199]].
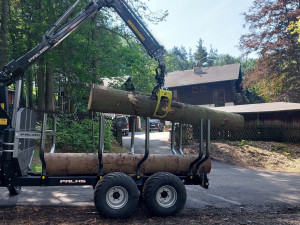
[[211, 102, 300, 114], [165, 63, 241, 88]]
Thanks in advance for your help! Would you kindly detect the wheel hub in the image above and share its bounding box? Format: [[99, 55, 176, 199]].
[[156, 185, 177, 208], [106, 186, 129, 209]]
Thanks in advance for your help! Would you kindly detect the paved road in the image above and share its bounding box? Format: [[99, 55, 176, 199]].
[[122, 131, 172, 154], [0, 132, 299, 209]]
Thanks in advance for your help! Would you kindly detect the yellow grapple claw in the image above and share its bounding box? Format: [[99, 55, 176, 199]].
[[153, 89, 172, 119]]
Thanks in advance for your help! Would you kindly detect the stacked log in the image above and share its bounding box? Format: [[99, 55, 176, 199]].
[[45, 153, 211, 176]]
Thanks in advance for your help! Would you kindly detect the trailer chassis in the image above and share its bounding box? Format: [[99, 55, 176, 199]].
[[1, 85, 210, 217]]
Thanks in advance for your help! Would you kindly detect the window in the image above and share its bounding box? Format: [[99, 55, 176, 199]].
[[192, 86, 198, 93], [200, 86, 206, 92]]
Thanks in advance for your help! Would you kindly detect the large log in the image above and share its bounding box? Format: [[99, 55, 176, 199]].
[[45, 153, 211, 176], [88, 84, 244, 130]]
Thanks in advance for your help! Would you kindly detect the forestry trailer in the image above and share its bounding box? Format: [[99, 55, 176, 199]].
[[0, 0, 212, 218]]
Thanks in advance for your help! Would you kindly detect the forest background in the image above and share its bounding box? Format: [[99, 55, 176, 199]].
[[0, 0, 299, 113]]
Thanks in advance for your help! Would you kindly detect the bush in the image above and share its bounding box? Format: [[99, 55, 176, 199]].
[[55, 116, 114, 153], [174, 124, 193, 146]]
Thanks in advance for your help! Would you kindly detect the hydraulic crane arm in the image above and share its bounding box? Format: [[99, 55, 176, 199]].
[[0, 0, 168, 132], [0, 0, 165, 88]]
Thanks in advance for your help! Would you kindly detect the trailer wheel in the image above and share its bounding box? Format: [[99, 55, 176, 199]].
[[142, 172, 186, 216], [7, 186, 22, 195], [94, 172, 139, 218]]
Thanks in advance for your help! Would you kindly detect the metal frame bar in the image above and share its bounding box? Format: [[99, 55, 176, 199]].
[[50, 116, 57, 153], [136, 117, 150, 178], [130, 117, 135, 154], [98, 114, 105, 177], [188, 119, 204, 175], [195, 120, 210, 175], [178, 123, 184, 155], [170, 122, 177, 154], [11, 79, 22, 128], [8, 173, 205, 187], [40, 114, 47, 176]]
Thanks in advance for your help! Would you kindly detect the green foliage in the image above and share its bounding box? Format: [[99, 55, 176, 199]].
[[234, 140, 247, 147], [174, 124, 193, 146], [288, 18, 300, 42], [240, 0, 300, 102], [194, 38, 208, 67], [207, 46, 218, 67], [166, 46, 194, 72], [1, 0, 168, 111], [56, 116, 114, 153], [213, 54, 241, 66]]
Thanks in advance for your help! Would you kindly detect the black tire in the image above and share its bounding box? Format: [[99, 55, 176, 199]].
[[142, 172, 186, 217], [94, 172, 139, 218], [7, 186, 22, 196]]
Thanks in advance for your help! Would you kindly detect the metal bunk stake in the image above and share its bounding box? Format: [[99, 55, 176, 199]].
[[98, 114, 105, 177], [178, 123, 184, 155], [196, 120, 210, 175], [136, 117, 150, 178], [49, 116, 57, 153], [130, 117, 135, 154], [195, 120, 210, 188], [188, 119, 203, 176], [170, 122, 177, 155], [40, 113, 47, 177]]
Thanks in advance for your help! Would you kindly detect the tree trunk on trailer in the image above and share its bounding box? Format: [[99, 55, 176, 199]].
[[45, 153, 211, 176]]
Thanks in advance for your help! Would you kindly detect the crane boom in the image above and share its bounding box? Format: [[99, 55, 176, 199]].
[[0, 0, 167, 137]]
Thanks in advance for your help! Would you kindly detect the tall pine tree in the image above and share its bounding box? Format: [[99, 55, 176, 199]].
[[194, 38, 208, 67]]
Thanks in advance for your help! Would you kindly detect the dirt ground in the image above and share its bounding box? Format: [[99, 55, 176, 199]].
[[0, 204, 299, 225], [184, 141, 300, 173], [4, 141, 300, 224]]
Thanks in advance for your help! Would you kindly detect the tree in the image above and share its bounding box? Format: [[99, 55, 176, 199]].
[[207, 45, 218, 67], [288, 17, 300, 42], [1, 0, 168, 112], [166, 46, 193, 72], [194, 38, 207, 67], [0, 0, 8, 69], [214, 54, 240, 67], [240, 0, 300, 102]]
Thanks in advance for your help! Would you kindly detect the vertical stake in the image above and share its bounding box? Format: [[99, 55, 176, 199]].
[[195, 119, 210, 176], [40, 113, 47, 176], [98, 114, 105, 176], [188, 119, 203, 176], [178, 123, 184, 155], [170, 122, 177, 154], [11, 79, 22, 128], [130, 117, 135, 154], [50, 116, 57, 153], [136, 117, 150, 178]]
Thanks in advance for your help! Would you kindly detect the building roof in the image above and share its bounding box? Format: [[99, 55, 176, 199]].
[[211, 102, 300, 114], [165, 63, 241, 88]]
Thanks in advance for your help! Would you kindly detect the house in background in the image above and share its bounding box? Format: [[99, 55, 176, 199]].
[[213, 102, 300, 126], [165, 63, 242, 107], [211, 102, 300, 142]]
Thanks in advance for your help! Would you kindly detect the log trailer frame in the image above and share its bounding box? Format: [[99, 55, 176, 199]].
[[0, 0, 211, 218]]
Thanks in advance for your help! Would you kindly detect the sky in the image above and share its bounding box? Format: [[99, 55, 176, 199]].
[[146, 0, 254, 57]]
